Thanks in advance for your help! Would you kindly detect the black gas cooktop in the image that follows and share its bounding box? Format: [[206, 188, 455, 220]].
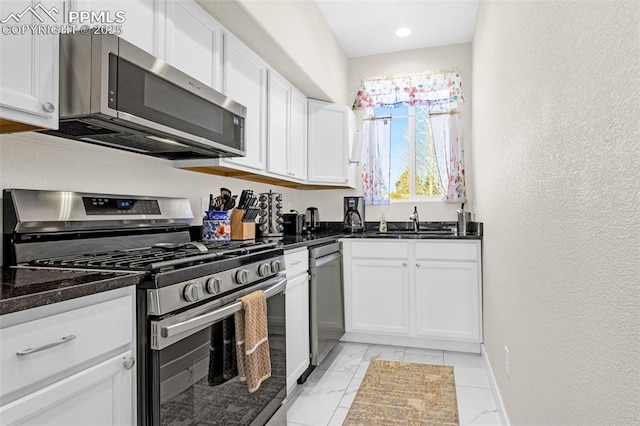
[[27, 241, 279, 272]]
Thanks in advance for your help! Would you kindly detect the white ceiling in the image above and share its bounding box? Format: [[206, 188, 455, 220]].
[[314, 0, 479, 58]]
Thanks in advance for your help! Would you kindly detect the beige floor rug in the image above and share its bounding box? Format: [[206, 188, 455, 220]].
[[343, 360, 459, 426]]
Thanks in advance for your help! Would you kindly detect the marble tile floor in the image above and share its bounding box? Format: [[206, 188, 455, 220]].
[[267, 342, 503, 426]]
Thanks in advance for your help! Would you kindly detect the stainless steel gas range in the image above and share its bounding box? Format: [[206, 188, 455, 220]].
[[3, 189, 287, 426]]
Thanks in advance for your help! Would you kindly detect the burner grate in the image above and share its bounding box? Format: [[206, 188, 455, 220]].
[[29, 247, 193, 271], [26, 241, 280, 272]]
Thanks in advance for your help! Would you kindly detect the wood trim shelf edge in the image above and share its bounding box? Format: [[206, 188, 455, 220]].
[[179, 166, 352, 190]]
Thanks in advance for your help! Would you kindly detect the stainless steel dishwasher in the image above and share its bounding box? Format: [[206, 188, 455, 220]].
[[308, 241, 344, 367]]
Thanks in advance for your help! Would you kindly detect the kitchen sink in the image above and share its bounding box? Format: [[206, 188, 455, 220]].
[[383, 229, 454, 235], [364, 229, 459, 238]]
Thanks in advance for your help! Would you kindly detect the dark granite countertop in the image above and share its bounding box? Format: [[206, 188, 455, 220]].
[[1, 268, 145, 315], [346, 231, 482, 240], [278, 231, 346, 250], [263, 226, 481, 251]]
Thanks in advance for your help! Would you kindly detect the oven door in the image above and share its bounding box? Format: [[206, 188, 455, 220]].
[[148, 275, 286, 426]]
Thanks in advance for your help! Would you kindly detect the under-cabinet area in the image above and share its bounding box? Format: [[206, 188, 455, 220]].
[[341, 239, 482, 353]]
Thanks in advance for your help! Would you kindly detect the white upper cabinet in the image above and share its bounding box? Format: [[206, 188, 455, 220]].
[[0, 0, 61, 129], [73, 0, 157, 55], [220, 33, 267, 172], [267, 71, 290, 177], [307, 100, 350, 184], [162, 0, 222, 91], [289, 87, 308, 180], [267, 70, 307, 180]]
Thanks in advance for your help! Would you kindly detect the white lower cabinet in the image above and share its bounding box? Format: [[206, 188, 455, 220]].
[[350, 260, 410, 335], [0, 350, 134, 426], [284, 248, 309, 395], [0, 286, 136, 425], [414, 261, 480, 341], [342, 239, 482, 353]]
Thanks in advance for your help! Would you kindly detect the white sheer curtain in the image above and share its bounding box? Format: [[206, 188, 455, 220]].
[[430, 113, 466, 203], [361, 117, 391, 205]]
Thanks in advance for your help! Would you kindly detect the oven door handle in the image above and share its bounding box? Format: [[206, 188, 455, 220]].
[[159, 277, 287, 340]]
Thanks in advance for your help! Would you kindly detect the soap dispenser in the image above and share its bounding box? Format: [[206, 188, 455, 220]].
[[379, 215, 387, 232]]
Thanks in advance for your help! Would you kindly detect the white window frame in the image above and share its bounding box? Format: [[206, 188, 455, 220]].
[[374, 105, 444, 203]]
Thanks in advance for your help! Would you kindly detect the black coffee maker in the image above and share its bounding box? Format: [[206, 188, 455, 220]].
[[343, 196, 365, 232]]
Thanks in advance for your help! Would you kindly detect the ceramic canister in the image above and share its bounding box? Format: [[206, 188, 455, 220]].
[[202, 211, 231, 242]]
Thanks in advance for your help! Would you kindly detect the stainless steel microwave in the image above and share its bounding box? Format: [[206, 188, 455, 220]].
[[43, 34, 245, 160]]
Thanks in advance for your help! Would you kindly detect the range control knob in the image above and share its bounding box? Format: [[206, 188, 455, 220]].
[[235, 269, 250, 285], [270, 260, 282, 274], [258, 263, 272, 277], [206, 277, 222, 294], [183, 283, 203, 302]]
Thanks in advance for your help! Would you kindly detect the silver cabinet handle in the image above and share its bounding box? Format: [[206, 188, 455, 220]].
[[123, 356, 135, 370], [16, 335, 76, 356], [416, 263, 421, 267], [402, 262, 407, 267], [42, 102, 55, 113]]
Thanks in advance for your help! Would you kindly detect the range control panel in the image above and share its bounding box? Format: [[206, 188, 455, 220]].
[[83, 197, 161, 215]]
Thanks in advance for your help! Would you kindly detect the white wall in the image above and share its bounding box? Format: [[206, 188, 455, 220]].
[[301, 42, 473, 223], [0, 132, 301, 266], [473, 0, 640, 423]]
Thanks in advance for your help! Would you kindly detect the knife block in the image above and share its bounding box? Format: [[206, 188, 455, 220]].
[[230, 209, 255, 240]]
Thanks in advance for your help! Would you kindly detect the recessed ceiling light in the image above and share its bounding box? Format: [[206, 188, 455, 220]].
[[396, 27, 411, 38]]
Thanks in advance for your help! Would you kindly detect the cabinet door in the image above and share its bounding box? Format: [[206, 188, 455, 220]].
[[350, 260, 410, 335], [0, 0, 60, 129], [289, 87, 307, 180], [267, 71, 290, 177], [0, 351, 134, 425], [163, 0, 222, 91], [415, 262, 481, 341], [307, 100, 349, 184], [222, 34, 267, 171], [73, 0, 156, 55], [285, 273, 310, 393]]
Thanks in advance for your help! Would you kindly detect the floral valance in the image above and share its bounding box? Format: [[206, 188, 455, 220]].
[[353, 71, 463, 111]]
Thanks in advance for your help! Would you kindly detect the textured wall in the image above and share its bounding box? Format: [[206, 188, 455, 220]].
[[472, 0, 640, 423]]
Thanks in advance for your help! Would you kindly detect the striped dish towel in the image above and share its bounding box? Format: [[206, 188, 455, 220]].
[[235, 290, 271, 393]]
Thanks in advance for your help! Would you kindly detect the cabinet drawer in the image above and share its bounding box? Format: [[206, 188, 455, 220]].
[[415, 241, 479, 262], [284, 248, 309, 278], [0, 295, 133, 399], [350, 241, 409, 259]]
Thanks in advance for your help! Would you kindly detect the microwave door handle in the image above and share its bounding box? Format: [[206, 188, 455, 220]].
[[160, 277, 287, 339]]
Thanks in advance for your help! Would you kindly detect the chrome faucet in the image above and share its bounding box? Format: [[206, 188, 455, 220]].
[[409, 206, 420, 233]]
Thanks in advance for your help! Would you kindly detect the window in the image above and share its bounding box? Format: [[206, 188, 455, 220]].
[[357, 70, 466, 205], [373, 105, 445, 201]]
